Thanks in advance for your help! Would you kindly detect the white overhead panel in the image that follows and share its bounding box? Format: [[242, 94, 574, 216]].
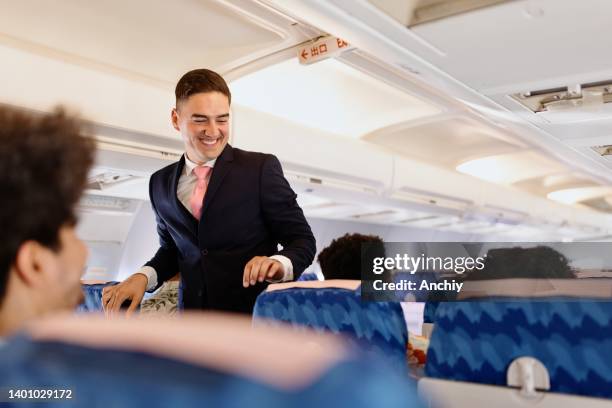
[[230, 57, 441, 139], [232, 104, 394, 198], [513, 172, 598, 197], [0, 0, 288, 83], [548, 186, 612, 205], [364, 115, 523, 167], [76, 194, 141, 243], [0, 0, 311, 139], [410, 0, 612, 94], [368, 0, 511, 27], [456, 151, 564, 185]]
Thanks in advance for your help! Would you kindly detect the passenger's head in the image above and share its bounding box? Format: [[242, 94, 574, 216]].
[[0, 106, 95, 334], [172, 69, 231, 163], [318, 233, 385, 280], [467, 245, 576, 280]]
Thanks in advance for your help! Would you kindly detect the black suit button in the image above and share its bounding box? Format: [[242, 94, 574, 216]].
[[201, 249, 208, 256], [197, 290, 202, 297]]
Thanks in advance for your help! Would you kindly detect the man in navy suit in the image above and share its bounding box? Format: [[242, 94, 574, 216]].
[[103, 69, 316, 314]]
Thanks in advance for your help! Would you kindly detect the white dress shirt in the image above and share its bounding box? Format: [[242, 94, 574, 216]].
[[138, 154, 293, 291]]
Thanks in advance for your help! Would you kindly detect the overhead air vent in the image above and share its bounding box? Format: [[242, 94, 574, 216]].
[[512, 81, 612, 123], [391, 187, 472, 214], [284, 170, 380, 195], [96, 136, 182, 162], [78, 194, 140, 214], [399, 215, 460, 228], [368, 0, 511, 27], [351, 209, 397, 220], [87, 171, 141, 191], [467, 204, 529, 225]]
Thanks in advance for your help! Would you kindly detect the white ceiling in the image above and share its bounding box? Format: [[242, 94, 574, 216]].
[[410, 0, 612, 94], [230, 57, 441, 138], [345, 0, 612, 208], [0, 0, 288, 84], [2, 0, 612, 238], [363, 115, 523, 168]]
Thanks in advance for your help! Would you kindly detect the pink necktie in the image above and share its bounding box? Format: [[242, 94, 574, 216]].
[[189, 165, 211, 220]]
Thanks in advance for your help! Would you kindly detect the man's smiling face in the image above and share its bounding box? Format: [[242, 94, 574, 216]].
[[172, 91, 230, 163]]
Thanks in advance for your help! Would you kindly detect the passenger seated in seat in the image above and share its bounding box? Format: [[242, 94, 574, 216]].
[[317, 234, 427, 367], [0, 106, 95, 336], [465, 245, 576, 280], [318, 233, 385, 280]]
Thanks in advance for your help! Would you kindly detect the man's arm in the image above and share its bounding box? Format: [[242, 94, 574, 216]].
[[143, 197, 179, 291], [102, 178, 179, 315], [259, 154, 316, 279]]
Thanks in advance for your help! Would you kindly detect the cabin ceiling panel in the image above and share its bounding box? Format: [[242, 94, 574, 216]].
[[513, 173, 598, 197], [230, 57, 441, 138], [456, 150, 565, 184], [410, 0, 612, 93], [0, 0, 288, 83], [363, 115, 523, 167]]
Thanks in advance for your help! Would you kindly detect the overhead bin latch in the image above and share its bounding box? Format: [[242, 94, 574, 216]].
[[297, 35, 354, 65]]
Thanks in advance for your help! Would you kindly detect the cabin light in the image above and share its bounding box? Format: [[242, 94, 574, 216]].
[[547, 186, 612, 204], [456, 152, 562, 184], [456, 156, 512, 183]]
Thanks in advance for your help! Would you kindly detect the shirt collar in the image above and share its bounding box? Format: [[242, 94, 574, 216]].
[[184, 154, 216, 176]]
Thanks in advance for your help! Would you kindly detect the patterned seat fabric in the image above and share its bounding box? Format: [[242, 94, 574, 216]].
[[297, 272, 320, 281], [253, 284, 408, 372], [77, 282, 119, 312], [0, 334, 424, 408], [425, 299, 612, 399], [141, 281, 179, 316], [422, 301, 439, 324]]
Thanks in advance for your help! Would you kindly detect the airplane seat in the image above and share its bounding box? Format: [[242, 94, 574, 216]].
[[297, 272, 320, 281], [422, 301, 439, 324], [252, 280, 408, 373], [390, 272, 445, 338], [1, 313, 424, 407], [420, 278, 612, 406], [78, 281, 119, 312]]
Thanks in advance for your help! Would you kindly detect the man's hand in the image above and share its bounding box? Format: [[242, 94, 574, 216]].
[[243, 256, 284, 287], [102, 273, 148, 317]]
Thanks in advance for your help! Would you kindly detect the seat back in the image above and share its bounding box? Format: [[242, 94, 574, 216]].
[[425, 279, 612, 399], [77, 281, 118, 312], [253, 280, 408, 371], [297, 272, 320, 281], [1, 313, 424, 408]]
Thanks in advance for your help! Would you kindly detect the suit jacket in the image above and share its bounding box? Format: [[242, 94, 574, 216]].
[[145, 144, 316, 314]]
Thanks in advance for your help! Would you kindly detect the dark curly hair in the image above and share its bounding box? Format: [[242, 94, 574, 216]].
[[466, 245, 576, 280], [0, 106, 95, 303], [318, 233, 385, 280], [175, 69, 231, 106]]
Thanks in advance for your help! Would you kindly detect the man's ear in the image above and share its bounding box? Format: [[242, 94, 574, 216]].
[[13, 241, 51, 288], [171, 108, 180, 132]]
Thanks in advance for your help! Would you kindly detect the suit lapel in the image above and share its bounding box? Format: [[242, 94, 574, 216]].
[[201, 144, 234, 218], [172, 155, 198, 231]]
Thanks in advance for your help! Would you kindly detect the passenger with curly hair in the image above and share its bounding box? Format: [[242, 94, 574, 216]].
[[0, 106, 95, 336], [466, 245, 576, 280], [317, 233, 385, 280]]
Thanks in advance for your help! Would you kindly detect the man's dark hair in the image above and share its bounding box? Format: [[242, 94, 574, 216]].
[[318, 233, 385, 280], [175, 69, 231, 106], [0, 106, 95, 303], [466, 245, 576, 280]]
